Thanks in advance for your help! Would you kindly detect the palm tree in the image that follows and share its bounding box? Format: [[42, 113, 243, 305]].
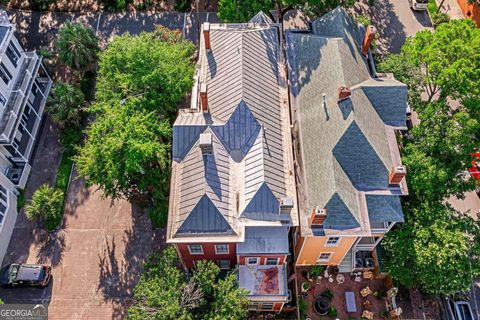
[[24, 184, 64, 224], [47, 82, 85, 128], [56, 21, 99, 71]]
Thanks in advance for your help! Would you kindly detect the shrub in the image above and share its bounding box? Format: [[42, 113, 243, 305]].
[[309, 265, 323, 278], [175, 0, 190, 11], [103, 0, 131, 10], [25, 184, 64, 231], [356, 14, 370, 27], [327, 306, 337, 317], [321, 289, 334, 301], [431, 12, 450, 26], [47, 82, 84, 128]]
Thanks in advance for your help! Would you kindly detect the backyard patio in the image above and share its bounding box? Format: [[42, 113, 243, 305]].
[[297, 266, 401, 320]]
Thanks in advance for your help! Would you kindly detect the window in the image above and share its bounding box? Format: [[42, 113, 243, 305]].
[[317, 252, 332, 263], [215, 244, 229, 254], [6, 42, 20, 67], [0, 185, 7, 203], [0, 93, 5, 109], [246, 257, 259, 265], [261, 303, 274, 310], [188, 244, 203, 255], [0, 62, 12, 85], [265, 258, 279, 265], [218, 260, 231, 270], [247, 303, 259, 311], [325, 237, 341, 247]]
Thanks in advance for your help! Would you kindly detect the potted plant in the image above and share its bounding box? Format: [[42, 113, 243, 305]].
[[302, 281, 311, 293], [327, 306, 337, 317], [321, 289, 334, 301], [308, 265, 324, 280], [374, 289, 386, 300]]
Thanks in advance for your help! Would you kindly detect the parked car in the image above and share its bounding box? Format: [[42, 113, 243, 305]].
[[445, 298, 475, 320], [408, 0, 428, 10], [0, 263, 51, 288]]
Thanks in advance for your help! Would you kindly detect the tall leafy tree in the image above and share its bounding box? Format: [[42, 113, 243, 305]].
[[75, 105, 171, 208], [378, 19, 480, 104], [128, 247, 248, 320], [95, 26, 195, 119], [383, 202, 480, 296], [218, 0, 357, 23], [47, 81, 85, 128], [56, 21, 99, 71]]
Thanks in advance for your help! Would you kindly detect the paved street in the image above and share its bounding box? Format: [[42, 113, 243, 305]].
[[356, 0, 432, 53], [5, 7, 219, 51]]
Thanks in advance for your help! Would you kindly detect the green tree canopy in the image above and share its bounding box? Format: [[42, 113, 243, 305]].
[[378, 19, 480, 105], [128, 247, 248, 320], [95, 26, 195, 119], [47, 81, 85, 128], [217, 0, 357, 23], [383, 202, 479, 296], [75, 105, 171, 208], [56, 21, 99, 71]]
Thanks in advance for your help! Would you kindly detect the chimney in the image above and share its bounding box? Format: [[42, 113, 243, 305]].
[[200, 83, 208, 112], [389, 166, 407, 184], [199, 133, 213, 154], [203, 22, 211, 50], [280, 197, 294, 214], [361, 25, 377, 56], [338, 86, 351, 102], [310, 207, 327, 226]]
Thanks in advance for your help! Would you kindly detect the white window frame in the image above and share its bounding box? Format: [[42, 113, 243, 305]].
[[265, 258, 280, 265], [188, 244, 204, 255], [247, 303, 259, 311], [214, 244, 229, 255], [246, 257, 259, 265], [317, 252, 333, 263], [218, 259, 231, 270], [260, 303, 274, 311], [325, 236, 341, 247]]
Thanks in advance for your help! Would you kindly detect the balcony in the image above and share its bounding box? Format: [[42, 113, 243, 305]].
[[238, 264, 288, 302], [0, 52, 42, 143]]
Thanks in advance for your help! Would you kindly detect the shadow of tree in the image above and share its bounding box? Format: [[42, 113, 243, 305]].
[[354, 0, 409, 54], [36, 229, 68, 267], [96, 204, 163, 319]]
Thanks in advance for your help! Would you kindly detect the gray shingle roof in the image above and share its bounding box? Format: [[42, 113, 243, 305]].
[[286, 7, 407, 233], [366, 195, 404, 223]]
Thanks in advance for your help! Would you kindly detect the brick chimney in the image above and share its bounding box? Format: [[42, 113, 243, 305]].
[[361, 25, 377, 56], [310, 207, 327, 226], [203, 23, 211, 50], [338, 86, 351, 101], [389, 166, 407, 184], [200, 83, 208, 112]]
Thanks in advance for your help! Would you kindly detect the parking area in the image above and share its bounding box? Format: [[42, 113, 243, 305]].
[[0, 119, 163, 319]]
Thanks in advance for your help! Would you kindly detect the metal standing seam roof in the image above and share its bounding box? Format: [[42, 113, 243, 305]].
[[237, 226, 289, 254], [285, 7, 407, 233], [168, 19, 296, 241]]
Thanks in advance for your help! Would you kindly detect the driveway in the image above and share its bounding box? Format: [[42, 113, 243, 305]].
[[355, 0, 432, 54], [0, 118, 163, 319], [0, 171, 163, 319]]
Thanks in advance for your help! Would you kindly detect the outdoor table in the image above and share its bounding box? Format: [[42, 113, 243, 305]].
[[345, 291, 357, 313]]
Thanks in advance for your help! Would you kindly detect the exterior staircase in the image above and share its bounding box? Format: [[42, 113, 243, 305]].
[[338, 246, 354, 273]]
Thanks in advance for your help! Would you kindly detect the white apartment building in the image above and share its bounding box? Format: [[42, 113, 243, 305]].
[[0, 10, 52, 263]]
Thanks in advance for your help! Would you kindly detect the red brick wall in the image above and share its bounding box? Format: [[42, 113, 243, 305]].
[[273, 302, 284, 312], [238, 254, 287, 265], [177, 243, 236, 269]]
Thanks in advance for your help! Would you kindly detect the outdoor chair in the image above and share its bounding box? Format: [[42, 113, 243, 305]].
[[360, 286, 372, 298], [362, 310, 374, 320]]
